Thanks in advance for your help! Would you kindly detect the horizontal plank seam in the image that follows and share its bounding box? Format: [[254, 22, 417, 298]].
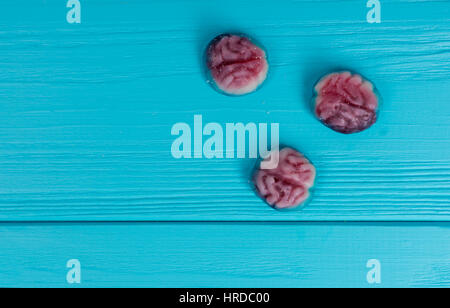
[[2, 220, 450, 225]]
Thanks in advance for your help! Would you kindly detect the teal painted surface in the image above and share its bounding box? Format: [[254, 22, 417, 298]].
[[0, 0, 449, 287], [1, 223, 449, 288], [0, 0, 449, 221]]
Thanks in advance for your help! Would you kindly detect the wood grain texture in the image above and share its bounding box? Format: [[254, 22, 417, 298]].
[[0, 222, 449, 287], [0, 0, 449, 221]]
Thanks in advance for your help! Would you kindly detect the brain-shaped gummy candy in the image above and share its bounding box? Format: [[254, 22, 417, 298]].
[[254, 148, 316, 210], [313, 71, 380, 134], [206, 34, 269, 96]]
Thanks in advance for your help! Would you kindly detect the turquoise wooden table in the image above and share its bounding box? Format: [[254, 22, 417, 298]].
[[0, 0, 449, 287]]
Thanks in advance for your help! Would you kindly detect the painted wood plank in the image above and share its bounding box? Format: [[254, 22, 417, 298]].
[[0, 0, 449, 221], [0, 222, 449, 287]]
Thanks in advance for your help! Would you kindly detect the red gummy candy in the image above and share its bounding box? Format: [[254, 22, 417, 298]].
[[313, 71, 380, 134], [254, 148, 316, 210], [206, 34, 268, 95]]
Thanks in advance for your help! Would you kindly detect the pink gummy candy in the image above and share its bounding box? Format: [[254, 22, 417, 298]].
[[254, 148, 316, 210], [206, 34, 268, 95], [313, 71, 380, 134]]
